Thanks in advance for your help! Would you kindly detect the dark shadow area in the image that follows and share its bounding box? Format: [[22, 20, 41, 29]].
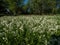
[[48, 34, 60, 45]]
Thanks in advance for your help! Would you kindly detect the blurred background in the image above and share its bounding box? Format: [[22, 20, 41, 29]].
[[0, 0, 60, 16]]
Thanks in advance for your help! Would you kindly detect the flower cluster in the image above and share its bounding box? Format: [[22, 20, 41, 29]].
[[0, 16, 60, 45]]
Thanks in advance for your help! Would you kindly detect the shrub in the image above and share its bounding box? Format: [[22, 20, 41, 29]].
[[0, 15, 60, 45]]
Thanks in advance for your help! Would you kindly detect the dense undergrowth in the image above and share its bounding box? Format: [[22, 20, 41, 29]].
[[0, 15, 60, 45]]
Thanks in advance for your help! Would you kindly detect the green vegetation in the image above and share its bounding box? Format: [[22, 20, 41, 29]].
[[0, 0, 60, 15], [0, 15, 60, 45]]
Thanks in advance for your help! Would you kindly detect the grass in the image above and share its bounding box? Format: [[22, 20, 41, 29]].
[[0, 15, 60, 45]]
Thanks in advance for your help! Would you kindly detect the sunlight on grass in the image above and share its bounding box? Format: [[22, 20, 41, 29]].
[[0, 15, 60, 45]]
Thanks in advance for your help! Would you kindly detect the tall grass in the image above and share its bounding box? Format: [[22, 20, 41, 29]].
[[0, 15, 60, 45]]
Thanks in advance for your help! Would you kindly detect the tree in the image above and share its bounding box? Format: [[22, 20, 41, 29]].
[[16, 0, 30, 14], [5, 0, 18, 15], [27, 0, 57, 14], [0, 0, 9, 15], [28, 0, 48, 14], [47, 0, 57, 14]]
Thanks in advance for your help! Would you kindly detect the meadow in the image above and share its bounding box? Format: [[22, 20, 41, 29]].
[[0, 15, 60, 45]]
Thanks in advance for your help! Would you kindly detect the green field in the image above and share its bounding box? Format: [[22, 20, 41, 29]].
[[0, 15, 60, 45]]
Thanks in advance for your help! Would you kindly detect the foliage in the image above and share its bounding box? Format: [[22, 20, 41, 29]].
[[0, 0, 60, 15], [0, 15, 60, 45], [0, 0, 8, 14], [28, 0, 57, 14], [5, 0, 18, 15]]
